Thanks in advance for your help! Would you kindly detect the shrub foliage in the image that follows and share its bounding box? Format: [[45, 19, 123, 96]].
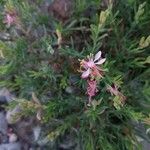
[[0, 0, 150, 149]]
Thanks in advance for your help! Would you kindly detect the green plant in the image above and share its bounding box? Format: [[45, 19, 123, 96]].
[[0, 0, 149, 149]]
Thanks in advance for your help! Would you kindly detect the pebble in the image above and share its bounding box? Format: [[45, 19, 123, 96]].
[[0, 142, 21, 150], [8, 133, 18, 143], [0, 88, 14, 103], [0, 96, 7, 105], [69, 74, 79, 85], [0, 96, 7, 111], [0, 112, 7, 135], [0, 88, 14, 111], [65, 86, 74, 94], [0, 32, 11, 41], [33, 126, 41, 142]]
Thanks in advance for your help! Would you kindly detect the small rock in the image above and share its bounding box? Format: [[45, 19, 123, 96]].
[[0, 96, 7, 111], [0, 142, 21, 150], [65, 86, 74, 94], [0, 88, 14, 103], [0, 96, 7, 105], [33, 126, 41, 142], [0, 32, 11, 41], [0, 88, 14, 111], [69, 74, 79, 85], [8, 133, 18, 143], [142, 140, 150, 150], [14, 117, 39, 145], [0, 112, 7, 135]]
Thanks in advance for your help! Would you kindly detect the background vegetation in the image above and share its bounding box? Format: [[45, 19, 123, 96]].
[[0, 0, 150, 149]]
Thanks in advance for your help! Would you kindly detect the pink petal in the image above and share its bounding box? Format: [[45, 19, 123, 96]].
[[87, 80, 98, 97], [95, 58, 106, 65], [5, 14, 14, 27], [87, 60, 95, 68], [94, 51, 102, 62], [81, 68, 91, 78], [7, 15, 13, 22]]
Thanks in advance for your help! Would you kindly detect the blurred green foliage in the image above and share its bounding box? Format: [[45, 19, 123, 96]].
[[0, 0, 149, 149]]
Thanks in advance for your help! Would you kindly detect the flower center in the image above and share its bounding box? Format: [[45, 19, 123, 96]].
[[87, 60, 95, 68]]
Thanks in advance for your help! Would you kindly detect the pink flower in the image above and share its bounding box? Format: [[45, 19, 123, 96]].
[[87, 79, 98, 104], [80, 51, 106, 79], [4, 13, 16, 27]]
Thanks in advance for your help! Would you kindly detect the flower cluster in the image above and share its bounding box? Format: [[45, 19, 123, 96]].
[[79, 51, 106, 104], [80, 51, 106, 79], [4, 10, 18, 27]]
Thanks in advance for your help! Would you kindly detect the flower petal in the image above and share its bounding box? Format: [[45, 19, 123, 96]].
[[81, 68, 91, 78], [94, 51, 102, 62], [95, 58, 106, 65]]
